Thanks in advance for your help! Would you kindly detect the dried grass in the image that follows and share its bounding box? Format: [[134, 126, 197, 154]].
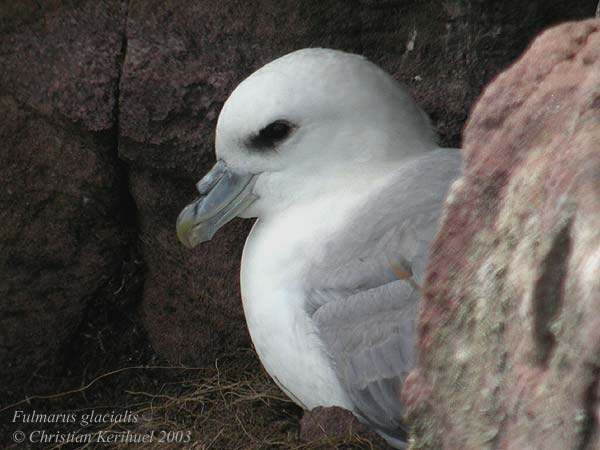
[[12, 349, 385, 450]]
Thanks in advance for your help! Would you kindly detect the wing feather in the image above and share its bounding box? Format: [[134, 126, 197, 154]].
[[308, 149, 461, 439]]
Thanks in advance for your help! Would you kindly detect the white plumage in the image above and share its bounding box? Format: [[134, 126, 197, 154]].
[[177, 48, 462, 448]]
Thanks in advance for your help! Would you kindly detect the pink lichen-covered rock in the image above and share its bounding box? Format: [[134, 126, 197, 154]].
[[404, 19, 600, 449]]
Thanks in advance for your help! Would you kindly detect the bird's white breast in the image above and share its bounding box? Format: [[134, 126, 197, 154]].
[[240, 197, 356, 411]]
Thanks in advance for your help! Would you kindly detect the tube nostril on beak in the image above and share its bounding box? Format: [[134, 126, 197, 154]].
[[196, 160, 227, 195], [193, 199, 201, 216], [176, 160, 258, 248]]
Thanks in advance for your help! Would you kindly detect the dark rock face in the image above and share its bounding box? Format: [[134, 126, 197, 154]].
[[405, 19, 600, 449], [0, 1, 128, 392]]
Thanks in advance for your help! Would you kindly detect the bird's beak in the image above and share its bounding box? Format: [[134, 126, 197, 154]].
[[176, 160, 257, 248]]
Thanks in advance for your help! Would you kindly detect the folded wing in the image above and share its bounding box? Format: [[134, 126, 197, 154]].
[[307, 149, 461, 440]]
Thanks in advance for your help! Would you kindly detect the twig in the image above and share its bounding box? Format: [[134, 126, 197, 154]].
[[1, 364, 204, 412], [205, 428, 225, 449]]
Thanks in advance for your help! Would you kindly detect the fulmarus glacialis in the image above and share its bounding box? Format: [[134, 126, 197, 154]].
[[176, 48, 461, 448]]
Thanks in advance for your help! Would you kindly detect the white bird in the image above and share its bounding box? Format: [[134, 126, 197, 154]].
[[177, 48, 461, 448]]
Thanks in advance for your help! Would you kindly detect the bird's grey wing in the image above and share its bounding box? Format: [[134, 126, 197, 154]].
[[308, 149, 461, 438]]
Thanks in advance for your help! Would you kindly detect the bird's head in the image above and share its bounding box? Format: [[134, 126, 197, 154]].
[[177, 48, 435, 248]]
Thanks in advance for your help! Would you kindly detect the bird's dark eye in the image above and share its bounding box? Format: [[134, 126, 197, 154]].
[[248, 120, 294, 150]]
